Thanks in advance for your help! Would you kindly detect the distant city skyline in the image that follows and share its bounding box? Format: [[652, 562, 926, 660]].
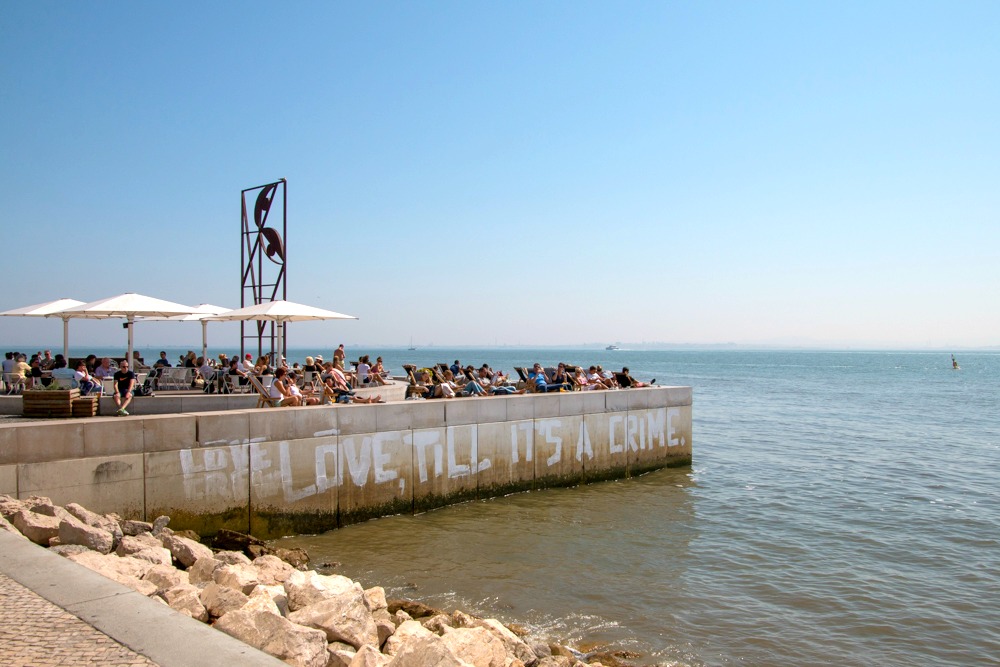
[[2, 2, 997, 350]]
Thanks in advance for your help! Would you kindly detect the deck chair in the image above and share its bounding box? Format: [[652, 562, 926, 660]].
[[247, 374, 281, 408], [513, 367, 530, 383], [3, 373, 25, 395]]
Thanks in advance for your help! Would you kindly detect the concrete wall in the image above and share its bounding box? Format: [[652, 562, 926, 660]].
[[0, 387, 692, 538]]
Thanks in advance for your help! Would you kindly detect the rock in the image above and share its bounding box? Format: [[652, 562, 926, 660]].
[[65, 503, 123, 545], [58, 517, 114, 554], [215, 550, 252, 566], [21, 495, 55, 513], [162, 583, 209, 622], [0, 513, 25, 537], [287, 593, 379, 649], [11, 509, 60, 545], [151, 515, 170, 534], [387, 599, 443, 620], [66, 551, 157, 596], [251, 584, 289, 616], [213, 563, 260, 595], [272, 547, 309, 569], [253, 554, 295, 585], [129, 547, 173, 567], [214, 607, 328, 667], [327, 641, 358, 667], [284, 570, 359, 612], [243, 587, 282, 616], [440, 626, 508, 667], [112, 554, 156, 579], [536, 659, 571, 667], [0, 494, 25, 520], [50, 544, 91, 557], [174, 529, 202, 543], [27, 501, 74, 523], [423, 613, 454, 635], [143, 564, 189, 593], [120, 519, 153, 536], [364, 586, 388, 611], [373, 608, 396, 647], [199, 581, 249, 619], [160, 533, 213, 568], [247, 543, 270, 560], [212, 528, 266, 554], [393, 610, 413, 627], [116, 533, 162, 556], [349, 644, 389, 667], [385, 634, 472, 667], [383, 620, 435, 657], [188, 556, 224, 585], [478, 619, 538, 667], [531, 642, 553, 660]]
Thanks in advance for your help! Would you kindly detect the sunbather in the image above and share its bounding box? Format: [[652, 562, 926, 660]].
[[268, 368, 299, 407], [620, 367, 655, 388]]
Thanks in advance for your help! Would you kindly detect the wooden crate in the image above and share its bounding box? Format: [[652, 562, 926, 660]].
[[22, 389, 79, 418], [72, 395, 100, 417]]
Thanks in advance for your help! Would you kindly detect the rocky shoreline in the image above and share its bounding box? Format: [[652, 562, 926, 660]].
[[0, 495, 638, 667]]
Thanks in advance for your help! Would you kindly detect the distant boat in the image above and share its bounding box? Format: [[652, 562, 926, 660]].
[[952, 354, 960, 370], [408, 336, 416, 351], [606, 344, 620, 351]]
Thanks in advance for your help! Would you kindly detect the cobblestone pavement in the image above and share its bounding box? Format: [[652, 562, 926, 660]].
[[0, 572, 158, 667]]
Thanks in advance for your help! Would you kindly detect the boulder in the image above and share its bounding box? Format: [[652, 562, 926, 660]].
[[0, 494, 24, 520], [327, 641, 359, 667], [373, 608, 396, 646], [129, 547, 173, 567], [214, 607, 328, 667], [364, 586, 388, 611], [393, 610, 413, 627], [440, 627, 508, 667], [215, 550, 252, 566], [477, 619, 538, 667], [65, 503, 123, 545], [387, 599, 443, 620], [151, 515, 170, 534], [535, 659, 571, 667], [11, 509, 60, 545], [58, 517, 114, 554], [284, 569, 359, 612], [423, 613, 454, 635], [112, 555, 157, 580], [383, 620, 435, 657], [212, 528, 266, 554], [385, 634, 473, 667], [162, 583, 209, 622], [243, 587, 282, 616], [143, 564, 190, 593], [50, 544, 91, 557], [253, 554, 295, 585], [349, 644, 389, 667], [160, 533, 213, 568], [120, 519, 153, 536], [251, 584, 289, 617], [272, 546, 309, 569], [213, 563, 260, 595], [116, 533, 162, 556], [200, 581, 250, 619], [287, 593, 379, 649], [0, 513, 25, 537], [66, 551, 157, 596], [188, 556, 224, 585]]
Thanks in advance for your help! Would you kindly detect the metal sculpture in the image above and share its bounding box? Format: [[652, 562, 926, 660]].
[[240, 179, 287, 361]]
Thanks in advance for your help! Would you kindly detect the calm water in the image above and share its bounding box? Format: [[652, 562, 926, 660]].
[[53, 347, 1000, 665]]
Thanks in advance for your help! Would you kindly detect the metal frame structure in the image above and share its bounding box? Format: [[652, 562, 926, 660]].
[[240, 178, 287, 361]]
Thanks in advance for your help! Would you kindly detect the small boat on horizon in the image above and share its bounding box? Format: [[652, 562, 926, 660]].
[[606, 344, 620, 351]]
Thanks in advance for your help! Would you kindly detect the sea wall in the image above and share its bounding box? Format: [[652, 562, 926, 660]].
[[0, 387, 692, 539]]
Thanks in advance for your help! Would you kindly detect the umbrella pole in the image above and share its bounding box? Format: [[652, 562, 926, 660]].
[[62, 317, 70, 360], [127, 316, 134, 371], [201, 321, 208, 361]]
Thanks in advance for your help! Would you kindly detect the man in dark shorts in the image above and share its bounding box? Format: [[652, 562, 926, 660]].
[[113, 360, 137, 416]]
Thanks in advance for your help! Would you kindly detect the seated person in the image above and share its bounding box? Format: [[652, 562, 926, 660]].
[[113, 361, 137, 415], [356, 355, 373, 385], [74, 360, 102, 396], [40, 350, 56, 371], [574, 367, 604, 390], [551, 363, 571, 386], [226, 358, 249, 389], [49, 356, 76, 386], [619, 367, 655, 388], [322, 373, 383, 404], [286, 372, 320, 406], [587, 365, 616, 389], [369, 357, 390, 385], [93, 357, 115, 381], [29, 356, 49, 388], [528, 363, 568, 392], [153, 351, 171, 369], [129, 351, 150, 371], [596, 365, 619, 388], [267, 368, 299, 407]]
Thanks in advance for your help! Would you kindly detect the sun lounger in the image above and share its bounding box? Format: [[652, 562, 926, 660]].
[[247, 374, 281, 408]]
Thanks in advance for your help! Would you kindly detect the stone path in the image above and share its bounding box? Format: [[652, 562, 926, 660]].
[[0, 572, 158, 667]]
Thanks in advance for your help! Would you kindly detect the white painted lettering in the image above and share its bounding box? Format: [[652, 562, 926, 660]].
[[446, 427, 471, 479]]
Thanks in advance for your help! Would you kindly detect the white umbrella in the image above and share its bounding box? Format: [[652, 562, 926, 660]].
[[0, 298, 86, 359], [60, 293, 199, 369], [204, 300, 357, 361], [138, 304, 232, 361]]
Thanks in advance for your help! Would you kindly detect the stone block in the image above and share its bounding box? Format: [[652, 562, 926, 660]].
[[504, 395, 534, 422], [376, 401, 445, 432], [533, 416, 584, 487], [141, 414, 197, 453], [531, 393, 561, 419], [16, 421, 85, 463], [18, 454, 144, 517], [410, 425, 478, 511], [627, 407, 691, 473], [583, 412, 628, 482], [441, 400, 478, 427], [556, 392, 585, 417], [82, 418, 144, 458], [604, 390, 629, 413], [475, 420, 534, 496], [0, 425, 17, 464], [249, 436, 339, 539], [334, 404, 377, 436], [337, 429, 412, 526], [145, 444, 249, 535], [625, 387, 662, 410], [662, 386, 693, 406], [197, 411, 251, 448], [0, 464, 16, 496], [475, 397, 507, 425], [249, 405, 338, 443]]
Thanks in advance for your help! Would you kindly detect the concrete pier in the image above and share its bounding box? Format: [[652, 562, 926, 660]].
[[0, 387, 692, 539]]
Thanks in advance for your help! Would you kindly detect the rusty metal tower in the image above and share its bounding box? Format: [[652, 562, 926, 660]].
[[240, 178, 287, 360]]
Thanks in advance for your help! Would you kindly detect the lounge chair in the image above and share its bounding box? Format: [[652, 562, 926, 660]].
[[247, 374, 281, 408]]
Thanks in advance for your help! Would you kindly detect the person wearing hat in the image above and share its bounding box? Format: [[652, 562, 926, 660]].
[[238, 353, 253, 374]]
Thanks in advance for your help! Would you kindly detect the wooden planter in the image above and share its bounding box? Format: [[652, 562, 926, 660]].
[[23, 389, 79, 418]]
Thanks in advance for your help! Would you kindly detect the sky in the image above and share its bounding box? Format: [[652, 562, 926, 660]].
[[2, 1, 998, 351]]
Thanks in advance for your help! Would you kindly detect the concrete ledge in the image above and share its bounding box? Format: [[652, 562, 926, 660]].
[[0, 529, 286, 667]]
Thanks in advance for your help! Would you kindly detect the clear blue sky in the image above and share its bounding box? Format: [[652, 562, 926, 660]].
[[2, 1, 998, 350]]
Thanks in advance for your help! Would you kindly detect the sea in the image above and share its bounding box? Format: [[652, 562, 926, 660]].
[[33, 346, 1000, 666]]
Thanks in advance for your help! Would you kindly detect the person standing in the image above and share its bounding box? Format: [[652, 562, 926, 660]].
[[113, 360, 137, 416], [333, 344, 346, 371]]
